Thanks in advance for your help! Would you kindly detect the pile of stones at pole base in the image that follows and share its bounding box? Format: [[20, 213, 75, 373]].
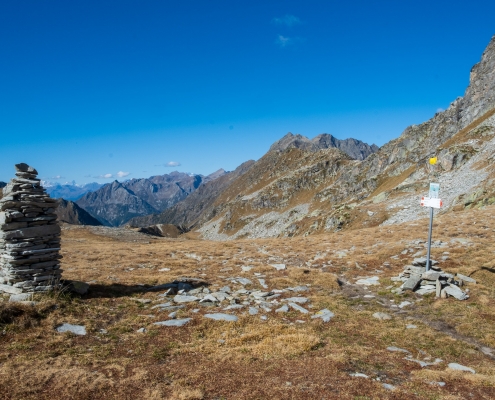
[[0, 163, 62, 294], [390, 258, 473, 300]]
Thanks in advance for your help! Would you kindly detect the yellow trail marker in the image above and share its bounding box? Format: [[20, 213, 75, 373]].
[[429, 157, 437, 165]]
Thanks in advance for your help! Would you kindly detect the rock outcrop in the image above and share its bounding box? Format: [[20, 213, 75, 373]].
[[269, 133, 379, 160], [128, 161, 255, 228], [56, 199, 102, 226], [0, 163, 62, 294]]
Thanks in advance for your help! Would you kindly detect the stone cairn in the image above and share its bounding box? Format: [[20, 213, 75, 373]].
[[0, 163, 62, 294], [390, 257, 474, 300]]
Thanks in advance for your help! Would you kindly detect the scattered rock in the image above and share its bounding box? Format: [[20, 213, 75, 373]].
[[137, 327, 146, 333], [283, 297, 309, 304], [382, 383, 395, 390], [288, 302, 309, 314], [271, 264, 286, 271], [350, 373, 368, 378], [448, 363, 475, 373], [173, 295, 199, 303], [387, 346, 410, 354], [373, 312, 392, 320], [275, 304, 289, 313], [204, 313, 238, 322], [9, 293, 32, 302], [355, 276, 380, 286], [56, 323, 87, 335], [154, 318, 192, 327], [456, 273, 476, 284], [311, 309, 334, 322]]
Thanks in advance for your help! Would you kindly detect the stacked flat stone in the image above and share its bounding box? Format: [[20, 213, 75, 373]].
[[390, 258, 472, 300], [0, 163, 62, 294]]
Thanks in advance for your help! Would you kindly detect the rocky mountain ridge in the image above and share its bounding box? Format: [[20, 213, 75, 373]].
[[269, 133, 379, 160], [150, 34, 495, 240]]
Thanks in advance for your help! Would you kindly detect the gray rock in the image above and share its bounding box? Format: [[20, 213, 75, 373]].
[[137, 327, 147, 333], [249, 307, 259, 315], [219, 286, 231, 293], [402, 275, 421, 291], [448, 363, 475, 373], [223, 304, 243, 310], [270, 263, 286, 270], [236, 277, 252, 286], [412, 257, 438, 267], [0, 284, 22, 294], [373, 312, 392, 320], [9, 293, 31, 302], [56, 323, 87, 335], [275, 304, 289, 313], [382, 383, 395, 390], [456, 273, 476, 284], [311, 309, 334, 322], [355, 276, 380, 286], [422, 271, 441, 281], [258, 278, 268, 289], [444, 285, 469, 300], [283, 297, 309, 304], [154, 318, 192, 327], [288, 302, 309, 314], [204, 313, 238, 322], [173, 295, 199, 303], [387, 346, 410, 354], [288, 285, 309, 292], [199, 294, 219, 303], [349, 373, 368, 378], [416, 287, 436, 295], [406, 324, 417, 329]]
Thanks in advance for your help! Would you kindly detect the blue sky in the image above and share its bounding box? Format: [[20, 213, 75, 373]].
[[1, 0, 494, 184]]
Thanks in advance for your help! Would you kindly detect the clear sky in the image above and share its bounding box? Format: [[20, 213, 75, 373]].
[[1, 0, 494, 184]]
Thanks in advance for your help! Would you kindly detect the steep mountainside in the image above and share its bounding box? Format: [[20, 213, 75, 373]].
[[0, 182, 6, 191], [188, 35, 495, 239], [128, 161, 255, 228], [44, 182, 103, 201], [76, 170, 226, 227], [269, 133, 379, 160], [56, 199, 102, 226]]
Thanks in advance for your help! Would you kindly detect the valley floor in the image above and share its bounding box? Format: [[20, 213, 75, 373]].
[[1, 206, 495, 399]]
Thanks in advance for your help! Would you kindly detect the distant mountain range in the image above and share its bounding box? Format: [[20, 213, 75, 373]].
[[75, 170, 227, 226], [43, 181, 103, 201]]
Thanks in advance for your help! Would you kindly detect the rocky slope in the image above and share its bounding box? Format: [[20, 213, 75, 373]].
[[269, 133, 379, 160], [190, 35, 495, 239], [76, 170, 226, 227], [128, 161, 255, 228], [56, 199, 102, 226]]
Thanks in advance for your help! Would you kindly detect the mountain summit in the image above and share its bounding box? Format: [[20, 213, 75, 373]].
[[269, 133, 379, 160]]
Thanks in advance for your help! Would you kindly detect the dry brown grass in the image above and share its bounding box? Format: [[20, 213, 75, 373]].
[[1, 206, 495, 398]]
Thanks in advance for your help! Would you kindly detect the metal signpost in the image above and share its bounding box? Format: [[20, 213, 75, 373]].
[[421, 157, 442, 271]]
